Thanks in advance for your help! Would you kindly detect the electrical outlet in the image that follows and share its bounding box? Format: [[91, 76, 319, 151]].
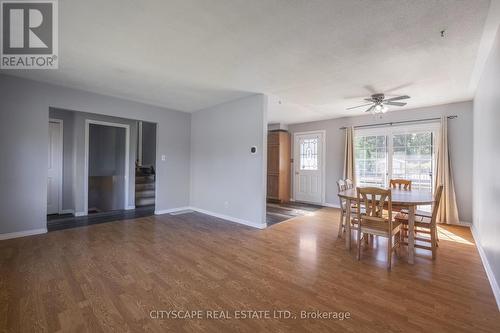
[[161, 155, 166, 161], [224, 201, 229, 209]]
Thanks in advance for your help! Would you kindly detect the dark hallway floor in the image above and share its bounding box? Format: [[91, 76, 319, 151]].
[[47, 205, 155, 231], [266, 201, 323, 226]]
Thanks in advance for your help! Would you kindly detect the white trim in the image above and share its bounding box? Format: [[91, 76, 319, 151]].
[[74, 211, 86, 217], [457, 221, 472, 227], [190, 207, 267, 229], [0, 228, 47, 241], [292, 130, 326, 205], [470, 225, 500, 311], [84, 119, 130, 216], [49, 118, 64, 214], [155, 206, 192, 215], [59, 209, 74, 215], [322, 202, 341, 209], [126, 205, 136, 210], [155, 206, 267, 229]]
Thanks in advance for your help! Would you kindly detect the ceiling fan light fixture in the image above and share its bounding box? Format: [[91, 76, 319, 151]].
[[346, 93, 410, 115]]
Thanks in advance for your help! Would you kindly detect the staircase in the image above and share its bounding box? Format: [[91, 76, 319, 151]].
[[135, 166, 155, 207]]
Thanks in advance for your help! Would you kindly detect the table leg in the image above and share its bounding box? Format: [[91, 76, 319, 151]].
[[408, 205, 415, 264], [345, 198, 351, 250]]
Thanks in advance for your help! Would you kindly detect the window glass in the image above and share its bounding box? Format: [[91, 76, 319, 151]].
[[300, 138, 318, 170]]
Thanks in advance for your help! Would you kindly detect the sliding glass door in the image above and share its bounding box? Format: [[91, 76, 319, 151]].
[[354, 123, 439, 192]]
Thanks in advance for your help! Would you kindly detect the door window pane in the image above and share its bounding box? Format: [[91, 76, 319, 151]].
[[300, 138, 318, 170]]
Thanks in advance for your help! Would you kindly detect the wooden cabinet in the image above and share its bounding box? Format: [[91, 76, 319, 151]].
[[267, 130, 291, 203]]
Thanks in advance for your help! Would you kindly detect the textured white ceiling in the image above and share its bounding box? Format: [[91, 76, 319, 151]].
[[2, 0, 491, 124]]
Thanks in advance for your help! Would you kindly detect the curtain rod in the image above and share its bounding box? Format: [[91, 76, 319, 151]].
[[339, 115, 458, 130]]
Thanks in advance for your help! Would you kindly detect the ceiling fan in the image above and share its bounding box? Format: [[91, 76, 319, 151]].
[[346, 93, 410, 114]]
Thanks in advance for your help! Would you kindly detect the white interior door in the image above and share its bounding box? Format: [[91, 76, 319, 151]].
[[294, 132, 324, 204], [47, 121, 62, 214]]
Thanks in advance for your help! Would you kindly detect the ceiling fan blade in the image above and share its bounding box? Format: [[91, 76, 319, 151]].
[[364, 105, 375, 113], [383, 101, 407, 106], [346, 103, 373, 110], [383, 95, 410, 102], [364, 98, 376, 102]]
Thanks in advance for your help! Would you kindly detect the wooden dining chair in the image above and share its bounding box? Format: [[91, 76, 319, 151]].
[[387, 179, 412, 219], [337, 179, 359, 238], [390, 179, 412, 190], [337, 179, 347, 237], [394, 185, 444, 260], [345, 178, 354, 189], [356, 187, 401, 271]]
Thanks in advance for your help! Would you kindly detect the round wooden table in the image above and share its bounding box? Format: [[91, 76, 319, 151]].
[[338, 188, 435, 264]]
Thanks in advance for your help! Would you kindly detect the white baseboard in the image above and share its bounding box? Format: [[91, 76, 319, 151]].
[[0, 228, 47, 241], [126, 205, 136, 210], [322, 202, 341, 209], [59, 209, 74, 215], [190, 207, 267, 229], [470, 225, 500, 311], [74, 212, 86, 217], [154, 206, 192, 215], [156, 206, 266, 229]]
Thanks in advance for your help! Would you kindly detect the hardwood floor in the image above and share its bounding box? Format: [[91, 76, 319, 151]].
[[1, 208, 499, 332]]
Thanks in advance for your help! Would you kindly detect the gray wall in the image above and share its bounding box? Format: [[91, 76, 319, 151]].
[[473, 26, 500, 296], [288, 101, 474, 223], [0, 74, 190, 235], [190, 94, 267, 227]]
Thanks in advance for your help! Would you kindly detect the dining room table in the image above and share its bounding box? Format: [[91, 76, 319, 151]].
[[337, 187, 436, 264]]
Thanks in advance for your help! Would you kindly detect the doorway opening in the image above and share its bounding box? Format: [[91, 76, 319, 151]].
[[46, 107, 158, 231], [135, 121, 157, 208], [85, 120, 129, 214], [265, 125, 323, 226], [47, 119, 63, 215]]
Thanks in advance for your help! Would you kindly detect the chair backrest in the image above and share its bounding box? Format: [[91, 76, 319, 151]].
[[356, 187, 392, 227], [390, 179, 412, 190], [345, 179, 354, 189], [337, 179, 347, 192], [431, 185, 444, 222]]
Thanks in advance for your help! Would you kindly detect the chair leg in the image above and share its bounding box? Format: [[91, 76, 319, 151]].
[[357, 226, 362, 261], [387, 235, 392, 271], [338, 210, 345, 238], [431, 227, 437, 260], [436, 225, 439, 247]]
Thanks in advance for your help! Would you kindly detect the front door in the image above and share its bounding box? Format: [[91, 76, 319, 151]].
[[47, 121, 62, 214], [294, 132, 324, 204]]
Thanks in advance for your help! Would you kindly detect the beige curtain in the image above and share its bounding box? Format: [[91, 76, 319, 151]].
[[343, 126, 355, 183], [435, 116, 459, 224]]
